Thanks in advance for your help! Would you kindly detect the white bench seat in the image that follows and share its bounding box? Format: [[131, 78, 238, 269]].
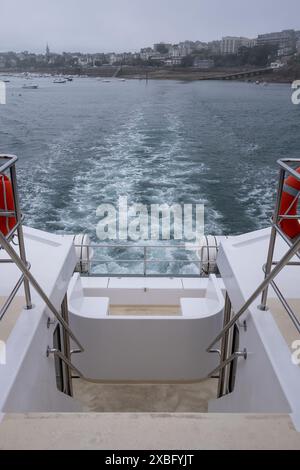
[[70, 297, 109, 318], [180, 298, 220, 318]]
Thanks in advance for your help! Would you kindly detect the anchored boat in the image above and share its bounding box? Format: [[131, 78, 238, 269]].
[[22, 84, 39, 89], [53, 78, 67, 84]]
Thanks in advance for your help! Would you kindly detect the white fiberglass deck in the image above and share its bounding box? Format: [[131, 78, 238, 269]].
[[214, 227, 300, 430], [0, 227, 79, 413]]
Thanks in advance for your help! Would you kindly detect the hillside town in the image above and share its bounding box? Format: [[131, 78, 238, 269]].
[[0, 29, 300, 72]]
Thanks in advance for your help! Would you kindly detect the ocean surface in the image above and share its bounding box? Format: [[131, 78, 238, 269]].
[[0, 76, 299, 273]]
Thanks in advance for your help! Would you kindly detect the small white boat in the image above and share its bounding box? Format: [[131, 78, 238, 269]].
[[119, 78, 126, 82], [101, 79, 111, 83], [53, 78, 67, 84], [22, 84, 38, 89]]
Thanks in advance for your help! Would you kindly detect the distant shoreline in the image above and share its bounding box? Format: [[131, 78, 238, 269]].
[[0, 66, 297, 84], [122, 73, 292, 84]]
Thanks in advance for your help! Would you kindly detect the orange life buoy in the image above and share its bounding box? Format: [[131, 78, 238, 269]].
[[0, 174, 17, 236], [279, 167, 300, 239]]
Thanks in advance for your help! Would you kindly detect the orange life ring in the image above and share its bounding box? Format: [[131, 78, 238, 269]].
[[279, 167, 300, 239], [0, 174, 17, 236]]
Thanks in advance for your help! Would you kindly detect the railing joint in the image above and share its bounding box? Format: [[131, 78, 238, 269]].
[[47, 317, 56, 329]]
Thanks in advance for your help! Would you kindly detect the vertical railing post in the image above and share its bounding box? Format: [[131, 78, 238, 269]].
[[259, 167, 285, 311], [87, 241, 90, 276], [217, 292, 232, 398], [144, 246, 147, 276], [61, 294, 73, 397], [9, 163, 32, 310]]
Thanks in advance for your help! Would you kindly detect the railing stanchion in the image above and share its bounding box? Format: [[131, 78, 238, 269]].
[[0, 155, 85, 387], [144, 246, 147, 276], [0, 229, 84, 351], [208, 159, 300, 395], [217, 293, 232, 398], [9, 163, 32, 310], [207, 234, 300, 353], [259, 167, 285, 311], [61, 294, 74, 397]]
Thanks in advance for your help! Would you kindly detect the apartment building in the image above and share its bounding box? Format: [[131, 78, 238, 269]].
[[221, 37, 254, 55], [257, 29, 296, 56]]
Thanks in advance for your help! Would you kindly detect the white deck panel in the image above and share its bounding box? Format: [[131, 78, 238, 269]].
[[0, 227, 78, 413], [216, 227, 300, 430], [182, 278, 208, 290], [81, 277, 109, 289], [108, 277, 183, 289]]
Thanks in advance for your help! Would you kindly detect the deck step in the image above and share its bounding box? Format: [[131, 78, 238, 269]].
[[0, 412, 299, 449]]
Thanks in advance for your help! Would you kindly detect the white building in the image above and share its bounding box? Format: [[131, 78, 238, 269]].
[[221, 37, 255, 55], [109, 53, 125, 65], [164, 57, 182, 66], [178, 41, 193, 57], [77, 56, 93, 67], [194, 41, 208, 51], [193, 58, 215, 69], [170, 45, 180, 58], [140, 48, 153, 61], [270, 61, 284, 69]]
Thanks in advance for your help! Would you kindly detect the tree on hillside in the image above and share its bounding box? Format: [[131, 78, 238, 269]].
[[181, 55, 195, 67], [156, 44, 169, 55], [214, 45, 279, 68], [238, 45, 278, 67]]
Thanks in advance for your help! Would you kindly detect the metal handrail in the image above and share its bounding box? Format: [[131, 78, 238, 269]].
[[268, 277, 300, 333], [74, 243, 218, 277], [0, 274, 25, 321], [208, 349, 247, 379], [207, 233, 300, 352], [0, 155, 32, 310], [278, 159, 300, 181], [0, 155, 84, 353], [0, 231, 85, 351], [76, 243, 194, 248], [261, 158, 300, 309], [207, 158, 300, 394], [0, 154, 18, 173], [47, 347, 85, 380], [0, 261, 31, 321]]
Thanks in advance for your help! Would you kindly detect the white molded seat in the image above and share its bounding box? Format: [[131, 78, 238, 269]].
[[70, 297, 109, 318], [180, 298, 221, 318]]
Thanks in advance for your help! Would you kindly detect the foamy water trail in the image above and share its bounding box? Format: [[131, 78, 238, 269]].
[[0, 78, 296, 274]]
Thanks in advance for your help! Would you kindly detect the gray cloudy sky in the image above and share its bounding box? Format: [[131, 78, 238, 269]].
[[1, 0, 299, 53]]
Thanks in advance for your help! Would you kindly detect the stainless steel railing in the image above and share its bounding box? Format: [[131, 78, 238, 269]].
[[47, 294, 87, 393], [0, 155, 85, 394], [74, 243, 218, 277], [260, 158, 300, 311], [207, 158, 300, 397], [0, 154, 32, 315]]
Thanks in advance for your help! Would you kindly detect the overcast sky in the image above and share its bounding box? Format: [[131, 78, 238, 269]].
[[1, 0, 300, 53]]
